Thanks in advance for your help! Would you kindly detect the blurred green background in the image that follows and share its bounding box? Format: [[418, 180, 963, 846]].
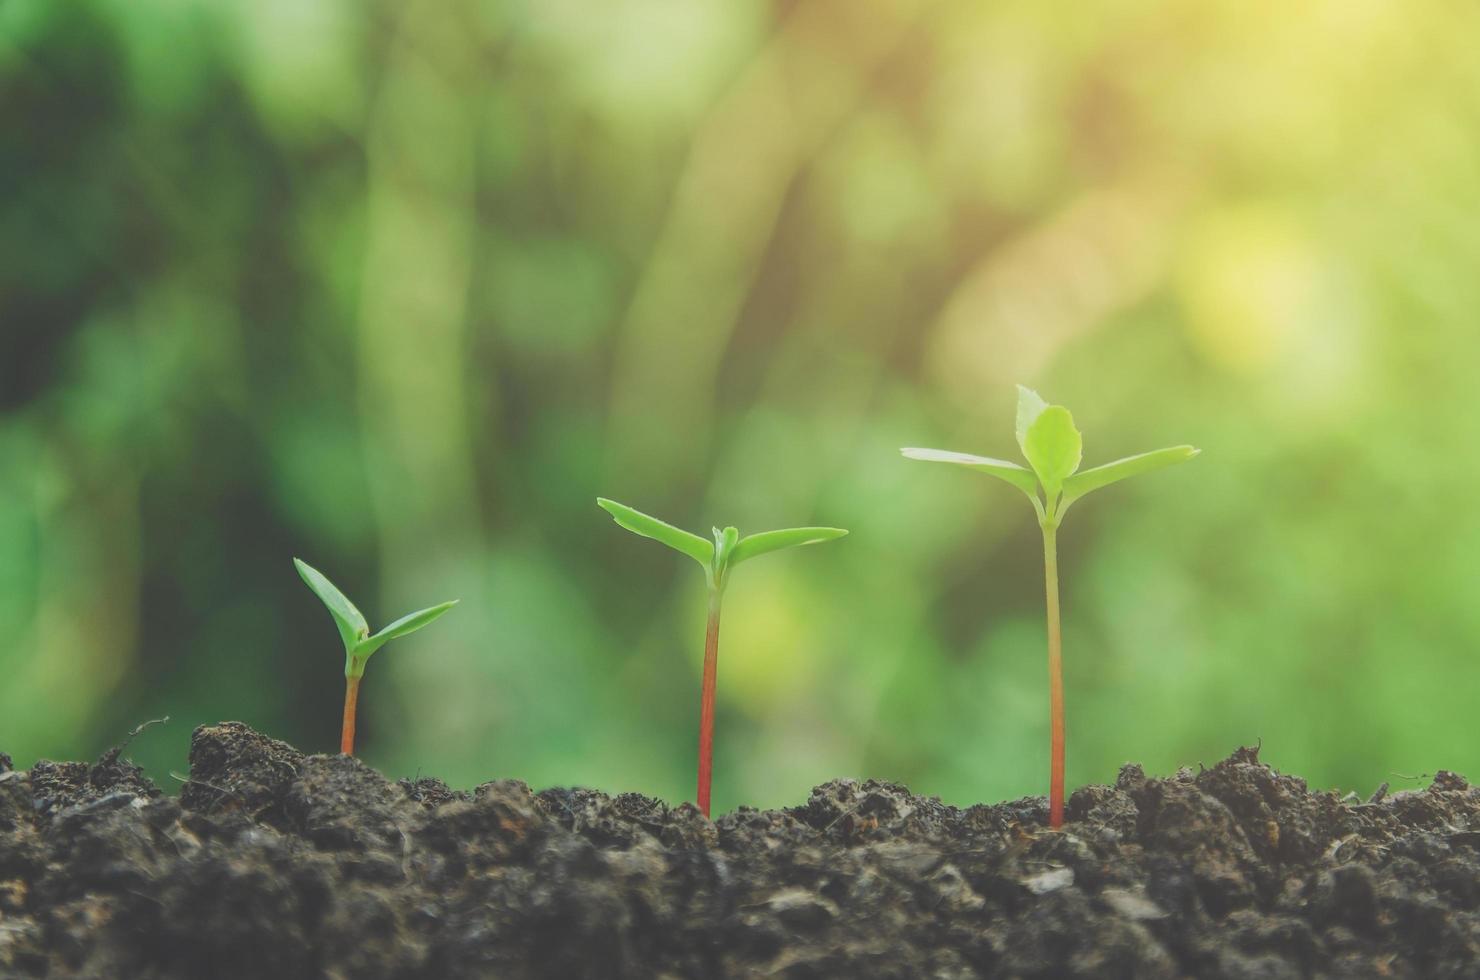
[[3, 0, 1478, 811]]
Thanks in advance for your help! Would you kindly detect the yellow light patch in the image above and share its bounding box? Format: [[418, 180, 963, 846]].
[[713, 573, 822, 713], [1179, 204, 1324, 373]]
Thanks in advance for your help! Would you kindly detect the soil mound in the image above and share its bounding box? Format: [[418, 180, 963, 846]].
[[1, 723, 1476, 978]]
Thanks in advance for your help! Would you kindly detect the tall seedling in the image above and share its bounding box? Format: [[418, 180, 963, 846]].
[[597, 499, 847, 817], [903, 387, 1198, 827]]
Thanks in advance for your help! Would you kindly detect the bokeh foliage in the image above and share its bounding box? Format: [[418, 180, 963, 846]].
[[3, 0, 1479, 808]]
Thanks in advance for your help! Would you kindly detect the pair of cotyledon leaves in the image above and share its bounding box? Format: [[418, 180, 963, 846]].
[[596, 498, 846, 589], [903, 386, 1199, 524], [295, 558, 458, 679]]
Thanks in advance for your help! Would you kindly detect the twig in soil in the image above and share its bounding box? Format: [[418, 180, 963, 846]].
[[549, 794, 581, 831], [97, 716, 171, 769], [397, 823, 414, 881], [1367, 782, 1389, 804], [160, 825, 189, 858], [823, 802, 865, 832], [1389, 770, 1431, 782], [120, 716, 170, 748], [168, 770, 244, 805]]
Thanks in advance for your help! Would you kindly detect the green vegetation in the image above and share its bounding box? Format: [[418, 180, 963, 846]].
[[904, 387, 1198, 827], [294, 559, 458, 756], [597, 498, 846, 816]]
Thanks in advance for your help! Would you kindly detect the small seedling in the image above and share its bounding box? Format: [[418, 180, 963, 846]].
[[903, 386, 1198, 828], [294, 558, 458, 756], [597, 498, 847, 817]]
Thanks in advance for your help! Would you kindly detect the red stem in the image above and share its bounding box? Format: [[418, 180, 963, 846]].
[[1043, 525, 1064, 828], [341, 675, 361, 756], [696, 593, 722, 817]]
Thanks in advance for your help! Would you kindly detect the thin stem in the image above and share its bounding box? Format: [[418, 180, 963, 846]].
[[341, 675, 361, 756], [696, 589, 722, 817], [1042, 523, 1065, 829], [1026, 490, 1047, 525]]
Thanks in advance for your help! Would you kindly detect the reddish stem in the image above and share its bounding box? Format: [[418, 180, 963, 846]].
[[696, 593, 722, 817], [341, 675, 361, 756], [1043, 525, 1065, 828]]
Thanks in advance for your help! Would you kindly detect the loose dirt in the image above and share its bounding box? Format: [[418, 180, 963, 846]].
[[1, 723, 1476, 978]]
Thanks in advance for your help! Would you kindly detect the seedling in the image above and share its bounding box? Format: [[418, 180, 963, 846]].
[[294, 558, 458, 756], [903, 387, 1198, 828], [597, 498, 847, 817]]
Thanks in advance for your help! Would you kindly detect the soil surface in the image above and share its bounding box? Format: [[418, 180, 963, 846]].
[[1, 724, 1478, 979]]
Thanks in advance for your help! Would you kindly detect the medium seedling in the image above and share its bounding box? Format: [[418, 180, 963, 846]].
[[294, 558, 458, 756], [903, 386, 1198, 828], [597, 498, 847, 817]]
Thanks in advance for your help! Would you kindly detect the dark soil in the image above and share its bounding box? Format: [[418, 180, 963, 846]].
[[2, 724, 1478, 979]]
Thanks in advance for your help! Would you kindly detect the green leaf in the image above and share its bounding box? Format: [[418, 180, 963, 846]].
[[597, 498, 714, 566], [712, 526, 740, 569], [1015, 385, 1050, 455], [899, 447, 1039, 496], [1022, 406, 1082, 495], [369, 600, 459, 643], [1061, 445, 1200, 506], [295, 558, 368, 653], [730, 526, 848, 566], [357, 600, 459, 658]]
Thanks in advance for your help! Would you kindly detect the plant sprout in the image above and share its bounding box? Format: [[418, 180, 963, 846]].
[[902, 386, 1198, 829], [294, 558, 458, 756], [597, 498, 847, 817]]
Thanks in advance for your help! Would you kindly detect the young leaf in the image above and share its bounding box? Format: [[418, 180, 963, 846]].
[[371, 600, 459, 643], [712, 526, 740, 569], [295, 558, 369, 652], [730, 526, 848, 566], [899, 448, 1039, 496], [597, 498, 714, 566], [1061, 445, 1200, 507], [1022, 406, 1082, 495], [1015, 385, 1050, 455]]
